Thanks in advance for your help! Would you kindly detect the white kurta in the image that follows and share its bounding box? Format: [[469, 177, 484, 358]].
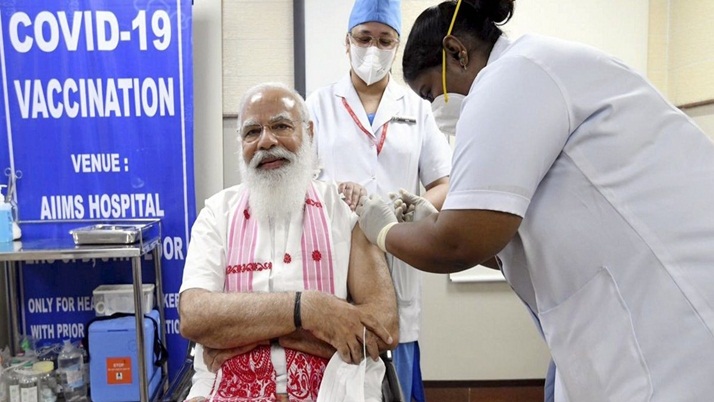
[[306, 74, 452, 342], [180, 180, 356, 399], [445, 34, 714, 401]]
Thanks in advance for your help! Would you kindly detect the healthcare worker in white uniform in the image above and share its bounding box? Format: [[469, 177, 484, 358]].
[[355, 0, 714, 401], [306, 0, 453, 400]]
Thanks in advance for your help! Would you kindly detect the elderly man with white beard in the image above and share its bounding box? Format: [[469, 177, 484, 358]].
[[178, 82, 399, 402]]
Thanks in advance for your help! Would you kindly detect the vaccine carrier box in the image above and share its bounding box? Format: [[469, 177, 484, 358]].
[[89, 310, 162, 402]]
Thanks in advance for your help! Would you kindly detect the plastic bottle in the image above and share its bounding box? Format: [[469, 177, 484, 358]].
[[0, 185, 13, 243], [0, 365, 7, 402], [56, 341, 86, 402], [76, 344, 88, 396], [5, 368, 19, 402], [17, 369, 37, 402], [31, 362, 56, 402]]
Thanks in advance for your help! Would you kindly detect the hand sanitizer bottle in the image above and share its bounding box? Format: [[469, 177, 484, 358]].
[[0, 185, 13, 243]]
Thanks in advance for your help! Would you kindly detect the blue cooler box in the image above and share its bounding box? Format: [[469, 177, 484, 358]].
[[89, 310, 162, 402]]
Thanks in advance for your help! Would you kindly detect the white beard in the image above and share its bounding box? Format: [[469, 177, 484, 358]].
[[239, 136, 316, 223]]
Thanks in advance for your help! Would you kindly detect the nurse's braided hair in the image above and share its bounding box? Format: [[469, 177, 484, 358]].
[[402, 0, 514, 84]]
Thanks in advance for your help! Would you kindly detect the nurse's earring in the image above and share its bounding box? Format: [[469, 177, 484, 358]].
[[459, 50, 468, 70]]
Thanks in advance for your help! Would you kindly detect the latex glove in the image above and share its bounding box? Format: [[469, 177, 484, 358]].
[[339, 181, 367, 211], [388, 192, 409, 222], [356, 194, 397, 251], [397, 189, 437, 222]]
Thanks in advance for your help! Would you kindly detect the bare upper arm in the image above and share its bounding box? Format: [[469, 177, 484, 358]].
[[347, 225, 394, 306], [346, 225, 398, 348]]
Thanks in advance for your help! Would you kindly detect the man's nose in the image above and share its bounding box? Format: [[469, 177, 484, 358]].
[[256, 127, 279, 149]]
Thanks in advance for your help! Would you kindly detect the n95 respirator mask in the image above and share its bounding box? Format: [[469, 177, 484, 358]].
[[350, 45, 396, 86], [431, 93, 465, 137]]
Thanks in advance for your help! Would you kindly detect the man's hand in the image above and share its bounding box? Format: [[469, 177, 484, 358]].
[[202, 341, 269, 372], [355, 194, 397, 246], [338, 182, 367, 211], [395, 189, 438, 222], [278, 329, 336, 359], [300, 291, 392, 364]]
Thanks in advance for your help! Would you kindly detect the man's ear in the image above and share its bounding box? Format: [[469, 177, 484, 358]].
[[442, 35, 469, 67], [307, 120, 315, 139]]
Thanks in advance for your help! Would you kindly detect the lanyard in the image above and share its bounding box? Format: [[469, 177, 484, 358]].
[[341, 97, 389, 155]]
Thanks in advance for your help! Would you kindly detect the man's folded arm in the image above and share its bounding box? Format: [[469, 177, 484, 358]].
[[179, 289, 298, 349], [180, 284, 390, 359]]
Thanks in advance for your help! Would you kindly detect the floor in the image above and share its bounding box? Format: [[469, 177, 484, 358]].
[[423, 380, 545, 402]]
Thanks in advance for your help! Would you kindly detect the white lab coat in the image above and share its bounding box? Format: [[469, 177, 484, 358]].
[[445, 34, 714, 401], [306, 74, 452, 342]]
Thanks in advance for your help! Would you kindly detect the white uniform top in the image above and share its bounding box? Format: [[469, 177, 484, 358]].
[[180, 180, 356, 399], [445, 34, 714, 401], [306, 74, 453, 342]]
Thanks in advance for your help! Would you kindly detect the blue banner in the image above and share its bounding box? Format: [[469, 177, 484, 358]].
[[0, 0, 195, 381]]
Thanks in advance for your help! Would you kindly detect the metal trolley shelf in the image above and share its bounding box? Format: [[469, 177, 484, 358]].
[[0, 220, 167, 402]]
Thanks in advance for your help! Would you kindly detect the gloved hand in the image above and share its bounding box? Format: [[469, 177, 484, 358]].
[[388, 192, 408, 222], [355, 194, 398, 251], [396, 189, 437, 222]]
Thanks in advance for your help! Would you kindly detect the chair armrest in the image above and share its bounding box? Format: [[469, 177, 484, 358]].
[[162, 343, 196, 402]]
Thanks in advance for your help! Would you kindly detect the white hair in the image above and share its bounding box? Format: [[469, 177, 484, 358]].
[[236, 82, 310, 133]]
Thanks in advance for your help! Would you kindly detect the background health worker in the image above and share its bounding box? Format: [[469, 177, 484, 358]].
[[355, 0, 714, 400], [305, 0, 453, 400]]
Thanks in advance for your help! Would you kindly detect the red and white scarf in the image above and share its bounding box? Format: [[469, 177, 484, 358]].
[[209, 183, 337, 402]]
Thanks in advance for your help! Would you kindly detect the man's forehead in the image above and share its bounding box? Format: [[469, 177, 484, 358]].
[[244, 90, 298, 115]]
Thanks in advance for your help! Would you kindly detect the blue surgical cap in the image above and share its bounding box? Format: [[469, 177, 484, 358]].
[[348, 0, 402, 36]]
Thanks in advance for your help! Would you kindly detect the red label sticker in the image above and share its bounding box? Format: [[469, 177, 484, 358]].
[[107, 357, 133, 385]]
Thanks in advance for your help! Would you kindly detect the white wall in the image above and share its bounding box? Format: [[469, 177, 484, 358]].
[[222, 0, 294, 116], [504, 1, 649, 72], [193, 0, 224, 206], [648, 0, 714, 148], [666, 0, 714, 106], [304, 1, 352, 95], [687, 104, 714, 140]]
